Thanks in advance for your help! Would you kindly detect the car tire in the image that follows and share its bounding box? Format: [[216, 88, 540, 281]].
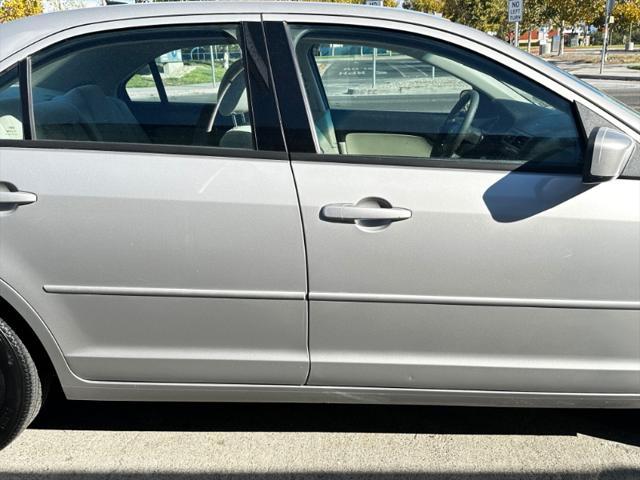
[[0, 317, 43, 450]]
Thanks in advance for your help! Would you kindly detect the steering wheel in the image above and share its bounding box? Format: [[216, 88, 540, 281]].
[[434, 90, 480, 158]]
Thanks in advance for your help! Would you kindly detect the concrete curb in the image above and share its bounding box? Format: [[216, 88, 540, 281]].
[[574, 73, 640, 81]]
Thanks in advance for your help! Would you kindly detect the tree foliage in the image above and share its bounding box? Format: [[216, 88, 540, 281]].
[[545, 0, 601, 27], [522, 0, 548, 31], [0, 0, 43, 22], [441, 0, 506, 31], [614, 0, 640, 27], [402, 0, 444, 14]]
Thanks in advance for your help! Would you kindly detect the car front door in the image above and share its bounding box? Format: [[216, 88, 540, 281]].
[[267, 20, 640, 395], [0, 19, 309, 385]]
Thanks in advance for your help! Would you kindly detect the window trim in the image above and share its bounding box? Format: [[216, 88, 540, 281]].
[[0, 138, 289, 161], [289, 152, 583, 175], [263, 21, 317, 154], [242, 22, 287, 152], [18, 58, 35, 141], [1, 21, 287, 158], [271, 21, 588, 174]]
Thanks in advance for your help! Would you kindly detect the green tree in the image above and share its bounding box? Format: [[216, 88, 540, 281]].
[[614, 0, 640, 44], [402, 0, 444, 14], [442, 0, 506, 32], [0, 0, 43, 23]]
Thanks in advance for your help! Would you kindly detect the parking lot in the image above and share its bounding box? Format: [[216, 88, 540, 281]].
[[1, 397, 640, 479]]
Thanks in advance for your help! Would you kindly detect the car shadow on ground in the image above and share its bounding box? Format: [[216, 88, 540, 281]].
[[31, 394, 640, 448]]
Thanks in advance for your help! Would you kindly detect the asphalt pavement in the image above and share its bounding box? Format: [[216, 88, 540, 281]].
[[581, 78, 640, 111], [318, 56, 640, 111], [1, 398, 640, 479]]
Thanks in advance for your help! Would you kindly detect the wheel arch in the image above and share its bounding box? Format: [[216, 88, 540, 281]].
[[0, 278, 76, 396]]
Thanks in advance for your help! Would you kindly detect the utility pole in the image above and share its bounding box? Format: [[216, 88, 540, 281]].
[[600, 0, 615, 74], [372, 47, 377, 88], [209, 45, 217, 87]]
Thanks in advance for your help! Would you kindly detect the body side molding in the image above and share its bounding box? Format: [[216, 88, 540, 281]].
[[44, 285, 305, 301], [310, 292, 640, 310]]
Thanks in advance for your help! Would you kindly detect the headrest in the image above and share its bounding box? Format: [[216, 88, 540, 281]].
[[216, 60, 249, 116]]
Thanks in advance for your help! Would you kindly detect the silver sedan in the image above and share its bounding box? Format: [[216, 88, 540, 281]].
[[0, 1, 638, 450]]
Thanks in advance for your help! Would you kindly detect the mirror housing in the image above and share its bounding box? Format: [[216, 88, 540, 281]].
[[583, 127, 636, 184]]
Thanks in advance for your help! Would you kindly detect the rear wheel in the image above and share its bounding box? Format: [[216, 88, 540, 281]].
[[0, 317, 43, 450]]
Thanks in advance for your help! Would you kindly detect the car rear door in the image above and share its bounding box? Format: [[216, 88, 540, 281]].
[[0, 18, 309, 385], [264, 18, 640, 395]]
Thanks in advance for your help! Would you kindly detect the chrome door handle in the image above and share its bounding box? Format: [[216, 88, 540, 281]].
[[0, 190, 37, 206], [321, 203, 412, 223]]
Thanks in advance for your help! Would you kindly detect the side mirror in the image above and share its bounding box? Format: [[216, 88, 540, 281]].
[[583, 127, 636, 183]]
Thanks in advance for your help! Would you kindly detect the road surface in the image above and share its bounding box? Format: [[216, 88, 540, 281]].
[[318, 57, 640, 111], [0, 398, 639, 479], [585, 79, 640, 111]]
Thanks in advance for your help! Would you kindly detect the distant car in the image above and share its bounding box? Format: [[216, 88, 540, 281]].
[[0, 1, 639, 450]]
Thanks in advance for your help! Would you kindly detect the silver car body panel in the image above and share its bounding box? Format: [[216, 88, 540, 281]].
[[0, 147, 309, 384], [64, 380, 640, 409], [0, 2, 639, 406], [293, 163, 640, 394]]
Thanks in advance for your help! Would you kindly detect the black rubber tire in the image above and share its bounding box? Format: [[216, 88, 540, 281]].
[[0, 317, 43, 450]]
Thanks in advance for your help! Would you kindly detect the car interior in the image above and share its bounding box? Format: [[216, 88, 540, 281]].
[[290, 26, 584, 167], [2, 26, 253, 150]]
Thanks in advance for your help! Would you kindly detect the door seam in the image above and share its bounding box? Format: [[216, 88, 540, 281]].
[[259, 16, 312, 385]]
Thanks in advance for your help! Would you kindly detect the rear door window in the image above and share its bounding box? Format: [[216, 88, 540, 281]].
[[30, 25, 254, 150]]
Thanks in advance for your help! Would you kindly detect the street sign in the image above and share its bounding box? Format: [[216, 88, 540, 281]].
[[365, 0, 383, 5], [508, 0, 523, 23], [607, 0, 616, 13]]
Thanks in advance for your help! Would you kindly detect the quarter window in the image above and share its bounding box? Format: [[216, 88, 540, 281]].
[[30, 25, 254, 150], [291, 25, 584, 168]]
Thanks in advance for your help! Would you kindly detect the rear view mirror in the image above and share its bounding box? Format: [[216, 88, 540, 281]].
[[583, 127, 636, 183]]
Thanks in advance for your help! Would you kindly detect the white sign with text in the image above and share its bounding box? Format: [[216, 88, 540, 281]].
[[508, 0, 523, 22]]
